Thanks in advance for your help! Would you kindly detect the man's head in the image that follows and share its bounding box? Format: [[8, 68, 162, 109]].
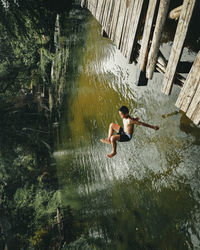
[[119, 106, 129, 118]]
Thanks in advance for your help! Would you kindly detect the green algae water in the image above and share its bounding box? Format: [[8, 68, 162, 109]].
[[53, 6, 200, 250]]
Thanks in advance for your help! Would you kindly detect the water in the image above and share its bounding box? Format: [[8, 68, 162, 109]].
[[54, 7, 200, 250]]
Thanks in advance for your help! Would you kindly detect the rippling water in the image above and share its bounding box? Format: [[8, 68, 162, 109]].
[[54, 6, 200, 250]]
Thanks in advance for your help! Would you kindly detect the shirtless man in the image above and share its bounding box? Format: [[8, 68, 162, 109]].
[[101, 106, 159, 158]]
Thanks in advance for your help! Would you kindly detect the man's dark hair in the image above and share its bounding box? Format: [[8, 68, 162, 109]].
[[119, 106, 129, 114]]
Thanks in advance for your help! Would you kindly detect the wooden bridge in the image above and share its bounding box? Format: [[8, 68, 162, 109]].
[[81, 0, 200, 126]]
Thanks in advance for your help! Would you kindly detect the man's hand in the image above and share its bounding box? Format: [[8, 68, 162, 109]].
[[153, 126, 159, 130]]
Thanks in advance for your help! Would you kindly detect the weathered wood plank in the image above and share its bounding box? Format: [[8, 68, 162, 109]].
[[114, 0, 127, 48], [95, 0, 105, 23], [176, 51, 200, 111], [89, 0, 98, 16], [138, 0, 158, 72], [169, 5, 182, 20], [126, 0, 145, 62], [94, 0, 99, 17], [146, 0, 171, 79], [105, 0, 115, 35], [119, 6, 129, 52], [186, 84, 200, 125], [108, 0, 118, 39], [87, 0, 93, 14], [110, 0, 122, 43], [104, 0, 115, 34], [98, 0, 107, 24], [162, 0, 196, 95], [101, 0, 112, 32], [121, 1, 135, 56]]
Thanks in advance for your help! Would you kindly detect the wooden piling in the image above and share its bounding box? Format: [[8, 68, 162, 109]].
[[175, 51, 200, 125], [125, 0, 145, 62], [101, 0, 112, 32], [95, 0, 104, 23], [146, 0, 170, 79], [109, 0, 121, 40], [114, 0, 127, 48], [169, 5, 182, 20], [87, 0, 97, 16], [138, 0, 158, 72], [103, 0, 114, 34], [162, 0, 196, 95], [120, 0, 135, 56]]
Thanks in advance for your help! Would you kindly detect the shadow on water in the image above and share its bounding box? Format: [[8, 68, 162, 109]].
[[180, 112, 200, 145]]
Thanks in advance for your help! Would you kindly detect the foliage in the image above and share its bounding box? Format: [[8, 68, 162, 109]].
[[0, 1, 86, 249], [0, 0, 56, 97], [62, 236, 95, 250]]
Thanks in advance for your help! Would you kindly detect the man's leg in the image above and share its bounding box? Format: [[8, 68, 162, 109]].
[[101, 123, 120, 144], [107, 134, 120, 158]]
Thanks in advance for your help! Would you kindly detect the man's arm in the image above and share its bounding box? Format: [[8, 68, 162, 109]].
[[131, 118, 159, 130]]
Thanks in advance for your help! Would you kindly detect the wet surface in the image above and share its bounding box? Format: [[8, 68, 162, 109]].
[[54, 7, 200, 250]]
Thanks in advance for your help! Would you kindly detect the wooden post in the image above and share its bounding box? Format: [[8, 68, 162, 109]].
[[108, 0, 121, 40], [162, 0, 196, 95], [114, 0, 127, 48], [122, 0, 140, 57], [138, 0, 158, 72], [101, 0, 113, 32], [105, 0, 115, 35], [169, 5, 182, 20], [99, 0, 107, 24], [175, 51, 200, 125], [96, 0, 104, 23], [146, 0, 171, 79], [125, 0, 145, 62], [120, 3, 133, 54], [187, 83, 200, 125]]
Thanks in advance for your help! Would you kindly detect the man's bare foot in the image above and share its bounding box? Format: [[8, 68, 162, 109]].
[[100, 138, 111, 144], [106, 152, 116, 158]]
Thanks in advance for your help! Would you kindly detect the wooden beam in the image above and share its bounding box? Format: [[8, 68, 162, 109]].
[[104, 0, 115, 35], [176, 52, 200, 112], [99, 0, 107, 24], [120, 1, 135, 55], [162, 0, 196, 95], [102, 0, 114, 34], [126, 0, 145, 62], [146, 0, 171, 79], [95, 0, 104, 23], [89, 0, 98, 17], [138, 0, 158, 72], [114, 0, 127, 48], [186, 84, 200, 125], [169, 5, 182, 20], [109, 0, 121, 40], [101, 0, 112, 32]]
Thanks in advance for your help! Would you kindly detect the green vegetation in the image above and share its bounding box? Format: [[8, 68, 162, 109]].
[[0, 1, 91, 249]]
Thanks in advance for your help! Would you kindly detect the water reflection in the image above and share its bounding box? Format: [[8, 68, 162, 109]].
[[55, 6, 200, 250]]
